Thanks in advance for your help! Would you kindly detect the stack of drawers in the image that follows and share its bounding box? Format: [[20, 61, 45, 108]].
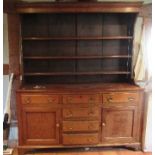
[[62, 94, 101, 145]]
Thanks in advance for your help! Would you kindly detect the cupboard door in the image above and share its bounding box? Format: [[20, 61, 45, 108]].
[[102, 107, 138, 144], [22, 106, 60, 145]]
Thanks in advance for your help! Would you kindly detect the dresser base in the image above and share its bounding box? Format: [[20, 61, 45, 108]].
[[17, 143, 142, 155]]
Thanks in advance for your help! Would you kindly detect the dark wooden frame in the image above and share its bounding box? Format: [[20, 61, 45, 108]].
[[15, 2, 142, 13]]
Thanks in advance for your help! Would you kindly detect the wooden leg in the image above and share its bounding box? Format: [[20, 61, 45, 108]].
[[133, 145, 142, 151], [125, 145, 141, 151]]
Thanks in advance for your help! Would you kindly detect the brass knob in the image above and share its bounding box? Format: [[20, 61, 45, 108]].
[[69, 127, 73, 130], [102, 123, 106, 126], [56, 123, 60, 128]]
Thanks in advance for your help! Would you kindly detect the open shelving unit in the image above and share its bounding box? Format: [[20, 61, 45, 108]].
[[21, 13, 136, 84]]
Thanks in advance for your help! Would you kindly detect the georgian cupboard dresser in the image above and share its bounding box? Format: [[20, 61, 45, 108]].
[[14, 1, 144, 154]]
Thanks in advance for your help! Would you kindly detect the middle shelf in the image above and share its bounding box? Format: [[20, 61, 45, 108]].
[[23, 55, 132, 60], [22, 36, 133, 41], [24, 71, 131, 76]]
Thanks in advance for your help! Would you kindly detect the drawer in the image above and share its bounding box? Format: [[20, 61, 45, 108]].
[[103, 92, 138, 104], [63, 133, 99, 145], [63, 121, 99, 132], [21, 94, 59, 104], [63, 108, 100, 119], [63, 94, 101, 104]]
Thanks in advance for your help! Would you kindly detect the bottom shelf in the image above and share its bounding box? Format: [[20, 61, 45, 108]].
[[24, 74, 131, 84], [24, 71, 130, 76]]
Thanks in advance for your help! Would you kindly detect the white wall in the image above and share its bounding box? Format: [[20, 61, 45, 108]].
[[144, 94, 152, 152], [144, 0, 152, 4]]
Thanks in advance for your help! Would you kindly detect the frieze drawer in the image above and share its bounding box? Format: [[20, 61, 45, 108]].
[[63, 94, 102, 104], [103, 92, 138, 104], [63, 108, 100, 119], [21, 94, 60, 104], [63, 121, 100, 132], [63, 133, 99, 145]]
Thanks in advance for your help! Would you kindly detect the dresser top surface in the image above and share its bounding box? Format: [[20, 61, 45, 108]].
[[17, 83, 143, 93]]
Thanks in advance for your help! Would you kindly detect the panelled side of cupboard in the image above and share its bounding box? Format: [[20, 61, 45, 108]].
[[15, 1, 144, 154]]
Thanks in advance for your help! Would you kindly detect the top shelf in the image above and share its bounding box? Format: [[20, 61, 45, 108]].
[[22, 36, 133, 41]]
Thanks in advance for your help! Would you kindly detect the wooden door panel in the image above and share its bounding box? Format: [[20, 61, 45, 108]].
[[22, 107, 60, 145], [102, 107, 138, 143]]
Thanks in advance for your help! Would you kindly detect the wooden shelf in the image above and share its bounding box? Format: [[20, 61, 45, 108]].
[[23, 55, 132, 60], [22, 36, 133, 41], [21, 13, 135, 83], [24, 71, 131, 76]]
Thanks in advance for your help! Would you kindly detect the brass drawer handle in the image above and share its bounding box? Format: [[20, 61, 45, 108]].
[[87, 138, 93, 142], [67, 110, 73, 117], [48, 98, 56, 103], [89, 97, 94, 101], [88, 110, 94, 115], [25, 97, 31, 104], [68, 97, 73, 102], [89, 97, 95, 105], [56, 123, 60, 128], [128, 97, 135, 101], [68, 114, 73, 117], [69, 127, 73, 130], [107, 97, 113, 102]]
